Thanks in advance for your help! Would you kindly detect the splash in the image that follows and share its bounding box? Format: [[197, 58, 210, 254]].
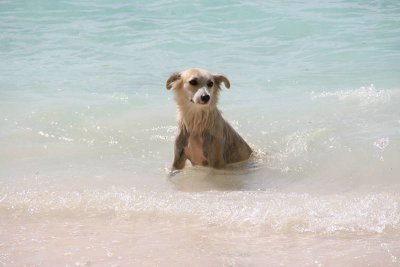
[[266, 128, 326, 173], [374, 137, 390, 151]]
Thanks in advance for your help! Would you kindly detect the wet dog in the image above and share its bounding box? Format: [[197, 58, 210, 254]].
[[166, 68, 252, 170]]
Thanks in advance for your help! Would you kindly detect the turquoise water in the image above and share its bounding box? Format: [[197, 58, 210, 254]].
[[1, 1, 400, 266]]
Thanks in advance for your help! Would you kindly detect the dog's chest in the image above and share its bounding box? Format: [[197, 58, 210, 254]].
[[185, 135, 205, 165]]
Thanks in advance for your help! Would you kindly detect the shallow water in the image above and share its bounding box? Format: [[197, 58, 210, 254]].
[[1, 0, 400, 266]]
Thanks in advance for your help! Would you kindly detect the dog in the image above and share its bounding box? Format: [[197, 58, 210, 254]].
[[166, 68, 252, 170]]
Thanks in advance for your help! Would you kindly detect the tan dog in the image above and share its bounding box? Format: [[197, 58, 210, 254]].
[[166, 68, 252, 170]]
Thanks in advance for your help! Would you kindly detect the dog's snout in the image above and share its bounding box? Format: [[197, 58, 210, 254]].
[[201, 94, 210, 103], [191, 87, 211, 105]]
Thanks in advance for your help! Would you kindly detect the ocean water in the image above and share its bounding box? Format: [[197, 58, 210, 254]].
[[1, 0, 400, 266]]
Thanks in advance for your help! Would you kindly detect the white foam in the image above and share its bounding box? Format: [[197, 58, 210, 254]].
[[310, 84, 392, 106], [1, 187, 399, 234]]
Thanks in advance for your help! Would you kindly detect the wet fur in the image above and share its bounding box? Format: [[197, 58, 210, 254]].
[[167, 68, 252, 170]]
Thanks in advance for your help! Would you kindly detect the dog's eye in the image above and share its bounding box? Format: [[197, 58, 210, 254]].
[[189, 79, 198, 86], [207, 81, 214, 87]]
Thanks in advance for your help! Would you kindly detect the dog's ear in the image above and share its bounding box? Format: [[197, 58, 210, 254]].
[[166, 72, 181, 90], [213, 74, 230, 89]]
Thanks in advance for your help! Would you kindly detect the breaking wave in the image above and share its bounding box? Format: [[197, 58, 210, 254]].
[[1, 187, 399, 234]]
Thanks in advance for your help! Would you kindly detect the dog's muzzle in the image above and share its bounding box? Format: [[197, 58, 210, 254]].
[[192, 87, 211, 105]]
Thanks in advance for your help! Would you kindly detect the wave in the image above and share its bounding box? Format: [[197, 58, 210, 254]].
[[1, 187, 399, 234], [310, 84, 392, 106]]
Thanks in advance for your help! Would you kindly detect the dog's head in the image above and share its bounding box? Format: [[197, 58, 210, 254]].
[[166, 68, 230, 108]]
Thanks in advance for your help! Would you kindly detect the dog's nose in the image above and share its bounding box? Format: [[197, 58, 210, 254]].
[[201, 94, 210, 103]]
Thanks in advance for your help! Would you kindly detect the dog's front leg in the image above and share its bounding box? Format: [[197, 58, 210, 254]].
[[172, 128, 188, 170], [203, 131, 224, 168]]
